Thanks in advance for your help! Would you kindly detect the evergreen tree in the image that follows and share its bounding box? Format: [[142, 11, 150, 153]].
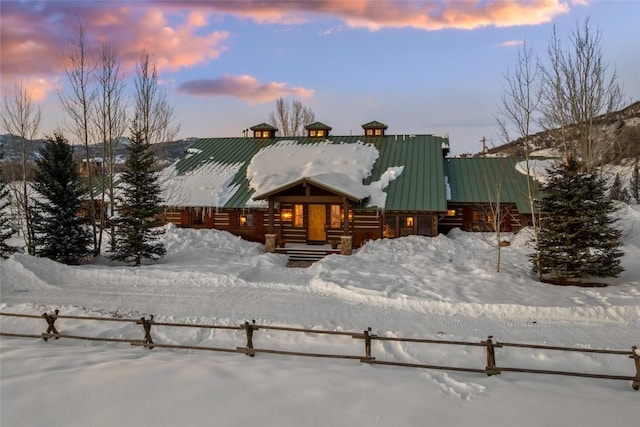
[[31, 133, 92, 264], [608, 173, 630, 203], [0, 147, 18, 258], [533, 158, 623, 283], [110, 121, 165, 266], [631, 162, 640, 203]]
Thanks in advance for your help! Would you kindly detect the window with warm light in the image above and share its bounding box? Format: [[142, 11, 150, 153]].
[[293, 204, 304, 228], [330, 205, 341, 228], [239, 213, 254, 227], [280, 208, 293, 222], [309, 130, 317, 137], [383, 216, 396, 238], [374, 129, 382, 136], [365, 129, 374, 136], [317, 130, 325, 137]]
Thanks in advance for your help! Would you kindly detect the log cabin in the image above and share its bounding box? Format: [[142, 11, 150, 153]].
[[161, 121, 538, 255]]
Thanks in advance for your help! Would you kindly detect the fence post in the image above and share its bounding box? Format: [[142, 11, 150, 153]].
[[483, 336, 500, 376], [631, 346, 640, 391], [41, 309, 60, 341], [363, 328, 372, 359], [244, 320, 258, 357], [137, 315, 154, 349]]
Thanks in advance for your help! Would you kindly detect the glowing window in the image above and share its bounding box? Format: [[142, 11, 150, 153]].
[[239, 213, 254, 227], [293, 204, 304, 228], [280, 208, 293, 222], [330, 205, 341, 228], [374, 129, 382, 136]]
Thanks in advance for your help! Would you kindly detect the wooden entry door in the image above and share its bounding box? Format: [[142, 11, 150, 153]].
[[307, 204, 326, 242]]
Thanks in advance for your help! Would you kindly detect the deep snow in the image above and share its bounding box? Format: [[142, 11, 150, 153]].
[[1, 205, 639, 426]]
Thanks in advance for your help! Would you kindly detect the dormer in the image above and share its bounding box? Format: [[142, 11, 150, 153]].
[[250, 123, 278, 139], [362, 120, 388, 137], [305, 122, 332, 138]]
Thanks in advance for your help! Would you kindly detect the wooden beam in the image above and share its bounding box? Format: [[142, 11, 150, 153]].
[[270, 195, 344, 204], [268, 199, 274, 234]]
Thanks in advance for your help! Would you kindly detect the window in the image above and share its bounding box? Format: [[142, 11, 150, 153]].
[[330, 205, 341, 228], [317, 130, 325, 137], [365, 129, 374, 136], [374, 128, 382, 136], [293, 204, 304, 228], [239, 213, 254, 228], [383, 216, 396, 238], [191, 208, 203, 225], [400, 215, 415, 236], [309, 130, 317, 137], [280, 208, 293, 222]]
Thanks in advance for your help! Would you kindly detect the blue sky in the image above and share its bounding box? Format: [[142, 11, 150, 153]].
[[1, 1, 638, 155]]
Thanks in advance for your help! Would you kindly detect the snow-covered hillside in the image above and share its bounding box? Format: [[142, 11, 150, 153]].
[[1, 205, 639, 426]]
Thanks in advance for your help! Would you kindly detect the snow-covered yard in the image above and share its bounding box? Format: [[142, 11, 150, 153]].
[[1, 205, 639, 426]]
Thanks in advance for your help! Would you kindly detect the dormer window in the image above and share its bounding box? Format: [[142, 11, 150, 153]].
[[250, 123, 278, 139], [362, 120, 388, 137], [305, 122, 332, 138]]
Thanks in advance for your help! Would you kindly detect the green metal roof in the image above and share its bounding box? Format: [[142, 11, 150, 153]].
[[250, 123, 277, 131], [445, 157, 539, 213], [362, 120, 388, 129], [174, 134, 450, 211], [304, 121, 332, 130]]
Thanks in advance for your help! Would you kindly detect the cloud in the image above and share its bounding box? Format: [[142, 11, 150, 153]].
[[0, 1, 229, 99], [180, 0, 573, 31], [177, 75, 314, 104], [497, 40, 525, 48]]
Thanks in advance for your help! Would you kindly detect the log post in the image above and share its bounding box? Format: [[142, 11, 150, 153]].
[[137, 315, 154, 349], [363, 327, 372, 359], [483, 336, 500, 376], [244, 320, 258, 357], [631, 346, 640, 391], [41, 309, 60, 341]]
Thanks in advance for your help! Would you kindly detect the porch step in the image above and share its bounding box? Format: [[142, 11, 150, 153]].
[[276, 247, 341, 263]]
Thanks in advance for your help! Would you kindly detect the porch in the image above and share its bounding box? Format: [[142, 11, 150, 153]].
[[274, 242, 342, 265]]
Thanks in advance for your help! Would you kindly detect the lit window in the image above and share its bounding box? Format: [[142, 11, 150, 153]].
[[374, 129, 382, 136], [317, 130, 325, 137], [239, 213, 254, 227], [330, 205, 341, 228], [310, 130, 317, 137], [293, 204, 304, 228], [406, 217, 414, 227], [366, 129, 373, 136], [281, 208, 292, 222]]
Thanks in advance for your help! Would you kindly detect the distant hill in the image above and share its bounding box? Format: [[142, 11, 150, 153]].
[[485, 101, 640, 162], [0, 135, 196, 165]]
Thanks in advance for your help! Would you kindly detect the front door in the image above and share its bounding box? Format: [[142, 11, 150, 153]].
[[307, 204, 326, 242]]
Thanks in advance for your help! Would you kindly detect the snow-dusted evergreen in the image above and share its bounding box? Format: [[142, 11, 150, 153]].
[[0, 149, 18, 258], [110, 122, 165, 266], [534, 158, 623, 282], [608, 172, 630, 203], [30, 133, 91, 264], [631, 162, 639, 203]]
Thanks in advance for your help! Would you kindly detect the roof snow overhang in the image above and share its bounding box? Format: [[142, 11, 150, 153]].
[[252, 172, 365, 202]]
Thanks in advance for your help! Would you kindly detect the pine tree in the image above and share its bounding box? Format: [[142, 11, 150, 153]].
[[631, 162, 640, 203], [0, 147, 18, 258], [533, 158, 623, 283], [31, 133, 92, 264], [110, 120, 165, 266], [608, 173, 630, 203]]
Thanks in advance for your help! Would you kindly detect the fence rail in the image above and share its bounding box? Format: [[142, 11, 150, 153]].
[[1, 310, 638, 391]]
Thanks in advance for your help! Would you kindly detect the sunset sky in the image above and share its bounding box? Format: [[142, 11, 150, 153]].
[[1, 0, 639, 154]]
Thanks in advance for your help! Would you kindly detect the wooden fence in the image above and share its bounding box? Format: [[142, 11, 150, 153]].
[[1, 310, 638, 391]]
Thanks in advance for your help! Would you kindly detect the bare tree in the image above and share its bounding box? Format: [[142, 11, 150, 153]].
[[133, 51, 180, 162], [539, 18, 623, 172], [269, 98, 315, 136], [496, 42, 543, 278], [93, 43, 128, 252], [58, 22, 99, 255], [1, 82, 42, 254]]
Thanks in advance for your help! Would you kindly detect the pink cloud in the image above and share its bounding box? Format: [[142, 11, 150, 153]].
[[176, 0, 573, 31], [0, 2, 229, 99], [177, 75, 314, 104], [497, 40, 525, 48]]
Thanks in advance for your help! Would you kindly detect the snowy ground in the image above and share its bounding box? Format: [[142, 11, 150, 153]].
[[1, 205, 639, 426]]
